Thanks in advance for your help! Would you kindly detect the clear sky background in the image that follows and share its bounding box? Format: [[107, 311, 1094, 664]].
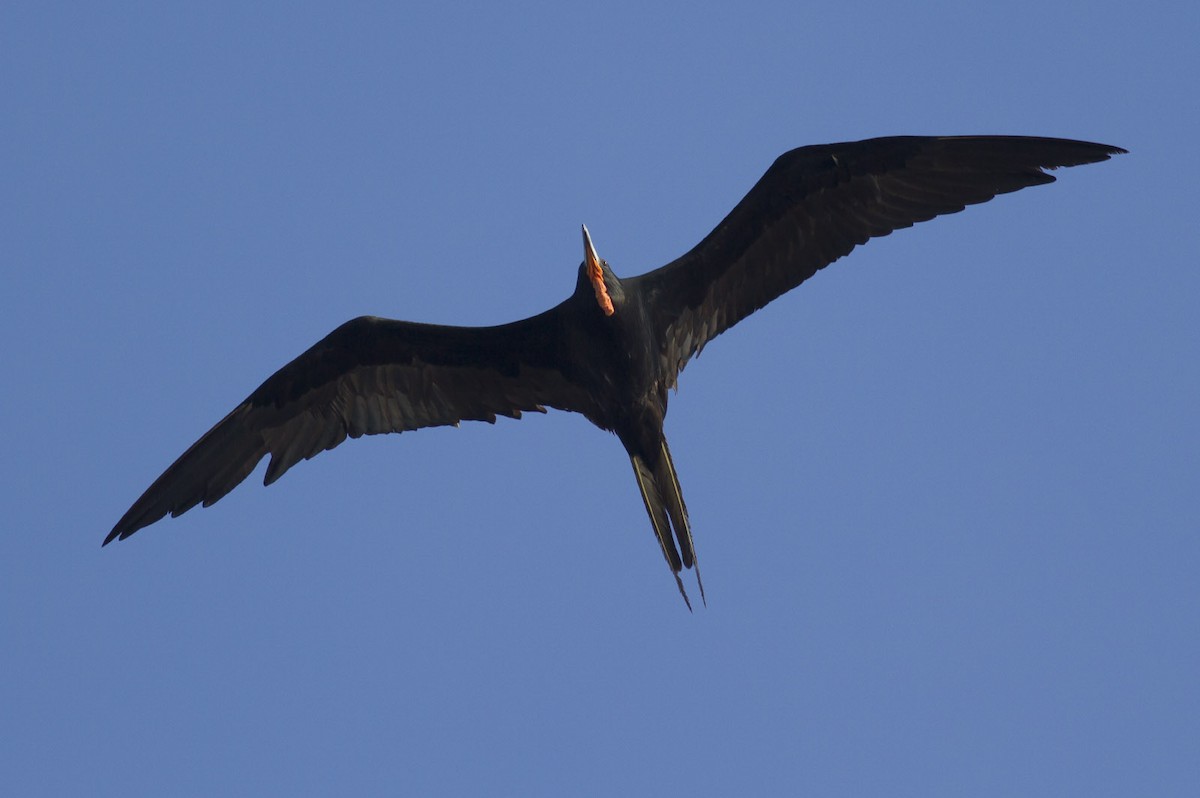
[[3, 2, 1196, 795]]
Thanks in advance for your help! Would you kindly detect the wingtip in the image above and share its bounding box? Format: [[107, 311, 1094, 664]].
[[1052, 139, 1128, 167], [1082, 141, 1128, 164], [102, 525, 126, 546], [104, 505, 148, 546]]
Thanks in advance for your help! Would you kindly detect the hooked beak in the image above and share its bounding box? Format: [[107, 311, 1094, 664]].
[[582, 224, 615, 316]]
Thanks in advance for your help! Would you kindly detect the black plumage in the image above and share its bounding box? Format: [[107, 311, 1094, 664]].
[[106, 135, 1124, 608]]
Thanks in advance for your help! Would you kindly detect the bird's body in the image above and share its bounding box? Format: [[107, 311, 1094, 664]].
[[107, 135, 1124, 608]]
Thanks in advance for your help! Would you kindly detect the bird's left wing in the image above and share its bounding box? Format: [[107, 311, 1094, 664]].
[[629, 136, 1125, 386], [106, 311, 589, 543]]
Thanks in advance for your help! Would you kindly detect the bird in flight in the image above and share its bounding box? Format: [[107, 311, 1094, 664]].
[[106, 135, 1124, 609]]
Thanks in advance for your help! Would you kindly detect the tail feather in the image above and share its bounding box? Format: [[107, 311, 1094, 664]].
[[656, 439, 705, 607], [629, 438, 704, 609]]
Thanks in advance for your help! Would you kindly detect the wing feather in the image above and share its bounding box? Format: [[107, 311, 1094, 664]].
[[632, 135, 1125, 384], [106, 311, 589, 543]]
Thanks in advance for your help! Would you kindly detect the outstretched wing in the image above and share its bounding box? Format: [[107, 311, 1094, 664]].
[[106, 311, 590, 544], [631, 135, 1125, 384]]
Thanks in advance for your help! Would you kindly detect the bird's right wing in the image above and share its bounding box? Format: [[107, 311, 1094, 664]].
[[106, 311, 591, 544], [630, 136, 1125, 386]]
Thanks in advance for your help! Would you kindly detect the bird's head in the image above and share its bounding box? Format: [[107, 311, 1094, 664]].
[[579, 224, 621, 317]]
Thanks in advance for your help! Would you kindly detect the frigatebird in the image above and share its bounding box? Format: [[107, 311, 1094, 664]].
[[106, 135, 1124, 608]]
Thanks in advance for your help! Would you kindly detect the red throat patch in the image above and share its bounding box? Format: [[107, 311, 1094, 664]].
[[590, 265, 615, 316]]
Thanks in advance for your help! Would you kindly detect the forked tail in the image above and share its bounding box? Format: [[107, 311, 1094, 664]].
[[629, 439, 706, 610]]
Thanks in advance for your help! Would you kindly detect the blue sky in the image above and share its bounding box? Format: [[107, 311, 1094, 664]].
[[3, 2, 1196, 795]]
